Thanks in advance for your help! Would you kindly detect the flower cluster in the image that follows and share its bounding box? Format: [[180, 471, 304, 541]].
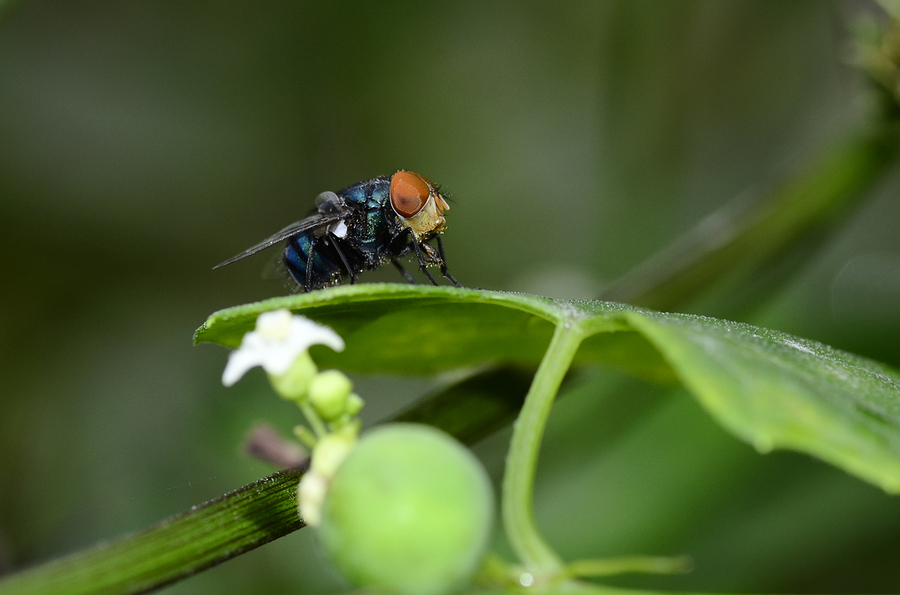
[[220, 307, 497, 595], [221, 308, 362, 525]]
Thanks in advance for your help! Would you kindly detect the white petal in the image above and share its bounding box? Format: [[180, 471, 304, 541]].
[[222, 342, 265, 386], [260, 342, 302, 376], [221, 312, 345, 386], [288, 317, 345, 353]]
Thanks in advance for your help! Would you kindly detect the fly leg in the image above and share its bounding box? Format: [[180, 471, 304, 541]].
[[435, 236, 463, 287], [391, 259, 417, 284], [411, 239, 440, 286], [328, 234, 357, 284]]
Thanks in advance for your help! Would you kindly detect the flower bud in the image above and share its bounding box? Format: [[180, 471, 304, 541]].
[[308, 370, 354, 421]]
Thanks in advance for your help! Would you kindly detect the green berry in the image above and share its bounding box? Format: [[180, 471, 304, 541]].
[[319, 424, 494, 595]]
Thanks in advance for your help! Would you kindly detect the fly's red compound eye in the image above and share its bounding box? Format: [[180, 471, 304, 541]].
[[390, 170, 432, 218]]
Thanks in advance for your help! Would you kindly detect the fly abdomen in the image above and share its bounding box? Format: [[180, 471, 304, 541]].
[[283, 233, 344, 291]]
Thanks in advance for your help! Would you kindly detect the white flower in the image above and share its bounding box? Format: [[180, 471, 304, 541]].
[[222, 309, 345, 386]]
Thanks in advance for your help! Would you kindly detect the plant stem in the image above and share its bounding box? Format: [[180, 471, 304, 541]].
[[299, 400, 328, 438], [502, 321, 584, 577], [564, 555, 692, 578]]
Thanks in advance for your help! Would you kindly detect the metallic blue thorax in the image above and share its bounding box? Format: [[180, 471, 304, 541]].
[[339, 177, 395, 259]]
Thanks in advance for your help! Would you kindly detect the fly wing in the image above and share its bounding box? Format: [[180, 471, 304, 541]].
[[213, 213, 344, 269]]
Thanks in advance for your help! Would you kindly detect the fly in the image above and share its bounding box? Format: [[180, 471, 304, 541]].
[[214, 170, 462, 292]]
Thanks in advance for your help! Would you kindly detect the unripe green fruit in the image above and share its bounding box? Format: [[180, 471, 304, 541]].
[[318, 424, 494, 595]]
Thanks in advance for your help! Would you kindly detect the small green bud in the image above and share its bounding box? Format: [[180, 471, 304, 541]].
[[319, 424, 494, 595], [308, 370, 354, 421], [268, 352, 317, 401], [345, 393, 364, 417]]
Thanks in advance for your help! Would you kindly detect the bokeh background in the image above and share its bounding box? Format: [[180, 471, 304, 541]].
[[2, 1, 900, 593]]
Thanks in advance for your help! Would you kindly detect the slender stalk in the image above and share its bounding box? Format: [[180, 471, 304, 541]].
[[299, 400, 328, 438], [502, 321, 584, 577], [564, 555, 692, 578]]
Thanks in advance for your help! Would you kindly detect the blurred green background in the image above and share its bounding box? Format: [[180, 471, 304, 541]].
[[2, 1, 900, 593]]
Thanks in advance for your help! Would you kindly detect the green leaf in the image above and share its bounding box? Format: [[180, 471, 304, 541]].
[[626, 311, 900, 492], [0, 469, 304, 595], [196, 284, 559, 372], [196, 284, 900, 492]]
